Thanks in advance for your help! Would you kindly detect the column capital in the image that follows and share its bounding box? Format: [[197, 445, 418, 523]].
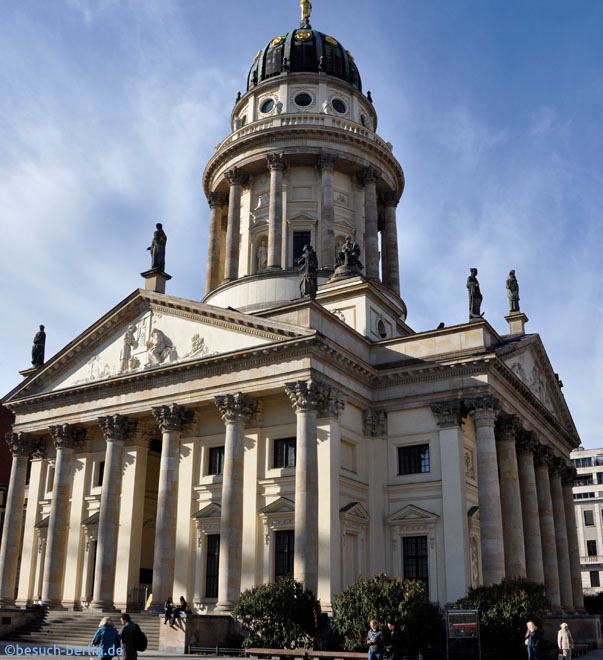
[[266, 153, 287, 171], [516, 429, 538, 454], [316, 153, 337, 171], [225, 167, 249, 186], [533, 443, 554, 468], [363, 409, 386, 436], [431, 400, 463, 428], [152, 404, 194, 433], [381, 190, 400, 207], [467, 395, 500, 426], [49, 424, 87, 450], [285, 378, 345, 417], [561, 464, 577, 487], [4, 432, 40, 457], [214, 393, 260, 425], [357, 166, 382, 185], [98, 414, 138, 442], [207, 192, 227, 209], [495, 414, 521, 441]]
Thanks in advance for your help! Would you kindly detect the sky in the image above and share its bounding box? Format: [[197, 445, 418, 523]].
[[0, 0, 602, 447]]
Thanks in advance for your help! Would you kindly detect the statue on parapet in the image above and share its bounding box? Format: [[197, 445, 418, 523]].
[[467, 268, 484, 320], [300, 0, 312, 27], [506, 269, 520, 313], [298, 244, 318, 299], [148, 222, 167, 271], [31, 324, 46, 368]]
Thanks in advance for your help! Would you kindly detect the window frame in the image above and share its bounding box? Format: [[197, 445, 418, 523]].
[[398, 444, 431, 476]]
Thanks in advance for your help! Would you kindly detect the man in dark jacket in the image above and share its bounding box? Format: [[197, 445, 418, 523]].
[[120, 613, 138, 660], [384, 621, 401, 660]]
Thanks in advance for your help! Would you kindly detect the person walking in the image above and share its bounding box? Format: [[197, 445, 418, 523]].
[[91, 617, 120, 660], [558, 622, 574, 660], [367, 619, 384, 660], [120, 613, 138, 660], [525, 621, 541, 660]]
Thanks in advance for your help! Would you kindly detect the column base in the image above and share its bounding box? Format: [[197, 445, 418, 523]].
[[0, 598, 17, 608], [214, 601, 234, 612], [89, 600, 117, 612]]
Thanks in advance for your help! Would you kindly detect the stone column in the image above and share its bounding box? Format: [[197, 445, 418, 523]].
[[468, 396, 505, 584], [90, 415, 137, 611], [266, 154, 286, 270], [431, 401, 472, 601], [550, 460, 573, 611], [534, 446, 561, 608], [42, 424, 87, 608], [0, 433, 39, 607], [224, 168, 247, 281], [205, 192, 225, 293], [213, 393, 259, 610], [495, 415, 526, 577], [149, 404, 194, 612], [381, 191, 400, 296], [285, 378, 344, 594], [516, 432, 545, 583], [357, 167, 381, 280], [317, 154, 337, 270], [562, 466, 585, 610]]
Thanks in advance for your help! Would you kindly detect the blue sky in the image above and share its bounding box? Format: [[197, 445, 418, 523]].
[[1, 0, 602, 447]]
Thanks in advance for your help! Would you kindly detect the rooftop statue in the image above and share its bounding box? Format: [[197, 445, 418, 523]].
[[148, 222, 167, 271], [31, 324, 46, 368], [467, 268, 484, 320], [506, 269, 520, 313], [300, 0, 312, 27], [298, 244, 318, 299]]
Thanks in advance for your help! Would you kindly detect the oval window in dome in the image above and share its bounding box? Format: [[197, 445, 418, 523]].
[[260, 99, 275, 114], [294, 92, 313, 107], [332, 98, 346, 114]]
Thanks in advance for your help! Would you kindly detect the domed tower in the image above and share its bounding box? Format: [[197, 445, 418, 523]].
[[203, 2, 407, 335]]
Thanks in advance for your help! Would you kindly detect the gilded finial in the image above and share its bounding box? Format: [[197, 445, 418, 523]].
[[300, 0, 312, 28]]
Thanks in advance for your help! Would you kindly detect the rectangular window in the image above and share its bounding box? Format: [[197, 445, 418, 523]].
[[292, 231, 311, 266], [584, 510, 595, 526], [97, 461, 105, 487], [275, 530, 294, 578], [587, 540, 598, 557], [403, 536, 428, 591], [398, 444, 430, 475], [205, 534, 220, 598], [208, 446, 225, 475], [274, 437, 296, 468], [591, 571, 601, 588]]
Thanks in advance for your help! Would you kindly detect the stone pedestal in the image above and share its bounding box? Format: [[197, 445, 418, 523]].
[[141, 269, 171, 294]]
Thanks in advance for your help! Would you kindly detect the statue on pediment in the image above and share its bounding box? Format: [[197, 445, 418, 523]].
[[467, 268, 483, 320], [31, 325, 46, 368], [506, 269, 520, 313], [147, 222, 167, 271]]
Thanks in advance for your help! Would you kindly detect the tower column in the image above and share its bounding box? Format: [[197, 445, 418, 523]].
[[205, 192, 225, 293], [550, 461, 573, 611], [562, 466, 585, 610], [534, 446, 561, 608], [317, 154, 337, 270], [90, 415, 137, 611], [213, 393, 259, 610], [0, 433, 39, 607], [382, 191, 400, 295], [42, 424, 87, 609], [358, 167, 381, 280], [469, 396, 505, 584], [224, 168, 247, 281], [149, 404, 193, 612], [516, 432, 545, 583], [266, 154, 286, 270], [495, 415, 526, 577]]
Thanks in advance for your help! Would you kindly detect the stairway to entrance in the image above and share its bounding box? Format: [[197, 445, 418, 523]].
[[2, 609, 160, 651]]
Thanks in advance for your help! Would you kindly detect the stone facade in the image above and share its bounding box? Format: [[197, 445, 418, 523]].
[[0, 5, 584, 624]]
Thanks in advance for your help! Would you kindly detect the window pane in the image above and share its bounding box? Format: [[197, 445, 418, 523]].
[[585, 510, 595, 526], [403, 535, 428, 592], [274, 437, 296, 468], [587, 540, 597, 556], [591, 571, 601, 588], [208, 446, 224, 475], [205, 534, 220, 598], [398, 444, 430, 475], [275, 530, 294, 578]]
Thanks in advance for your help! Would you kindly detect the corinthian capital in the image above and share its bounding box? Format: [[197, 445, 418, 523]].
[[207, 192, 227, 209], [495, 414, 521, 442], [357, 166, 382, 186], [266, 153, 286, 171], [466, 395, 500, 426], [284, 378, 345, 417], [152, 404, 194, 433], [5, 432, 40, 457], [431, 400, 463, 428], [316, 153, 337, 172], [98, 414, 138, 442], [225, 167, 248, 186], [214, 393, 260, 424], [49, 424, 87, 450]]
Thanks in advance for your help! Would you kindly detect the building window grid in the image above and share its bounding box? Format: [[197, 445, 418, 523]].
[[398, 444, 430, 475], [587, 540, 598, 557], [402, 535, 429, 591], [274, 437, 296, 468], [584, 510, 595, 526], [205, 534, 220, 599], [208, 446, 225, 475], [274, 529, 294, 578]]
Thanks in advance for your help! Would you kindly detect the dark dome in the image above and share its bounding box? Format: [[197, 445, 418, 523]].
[[247, 27, 362, 92]]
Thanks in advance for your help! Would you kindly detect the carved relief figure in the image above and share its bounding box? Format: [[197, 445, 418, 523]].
[[256, 240, 268, 271], [120, 324, 138, 373], [146, 328, 175, 366]]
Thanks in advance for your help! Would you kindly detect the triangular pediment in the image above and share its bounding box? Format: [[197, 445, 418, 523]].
[[340, 501, 369, 520], [496, 334, 578, 440], [6, 289, 311, 399], [259, 497, 295, 516], [386, 504, 439, 525], [192, 502, 222, 520]]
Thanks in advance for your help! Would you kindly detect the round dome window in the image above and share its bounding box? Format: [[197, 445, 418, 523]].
[[260, 99, 275, 114], [332, 98, 346, 114], [294, 92, 313, 107]]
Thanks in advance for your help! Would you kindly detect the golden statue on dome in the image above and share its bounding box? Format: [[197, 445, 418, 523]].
[[300, 0, 312, 27]]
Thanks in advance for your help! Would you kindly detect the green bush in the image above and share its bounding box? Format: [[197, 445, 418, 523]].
[[454, 577, 550, 657], [232, 576, 326, 649], [332, 574, 443, 655]]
